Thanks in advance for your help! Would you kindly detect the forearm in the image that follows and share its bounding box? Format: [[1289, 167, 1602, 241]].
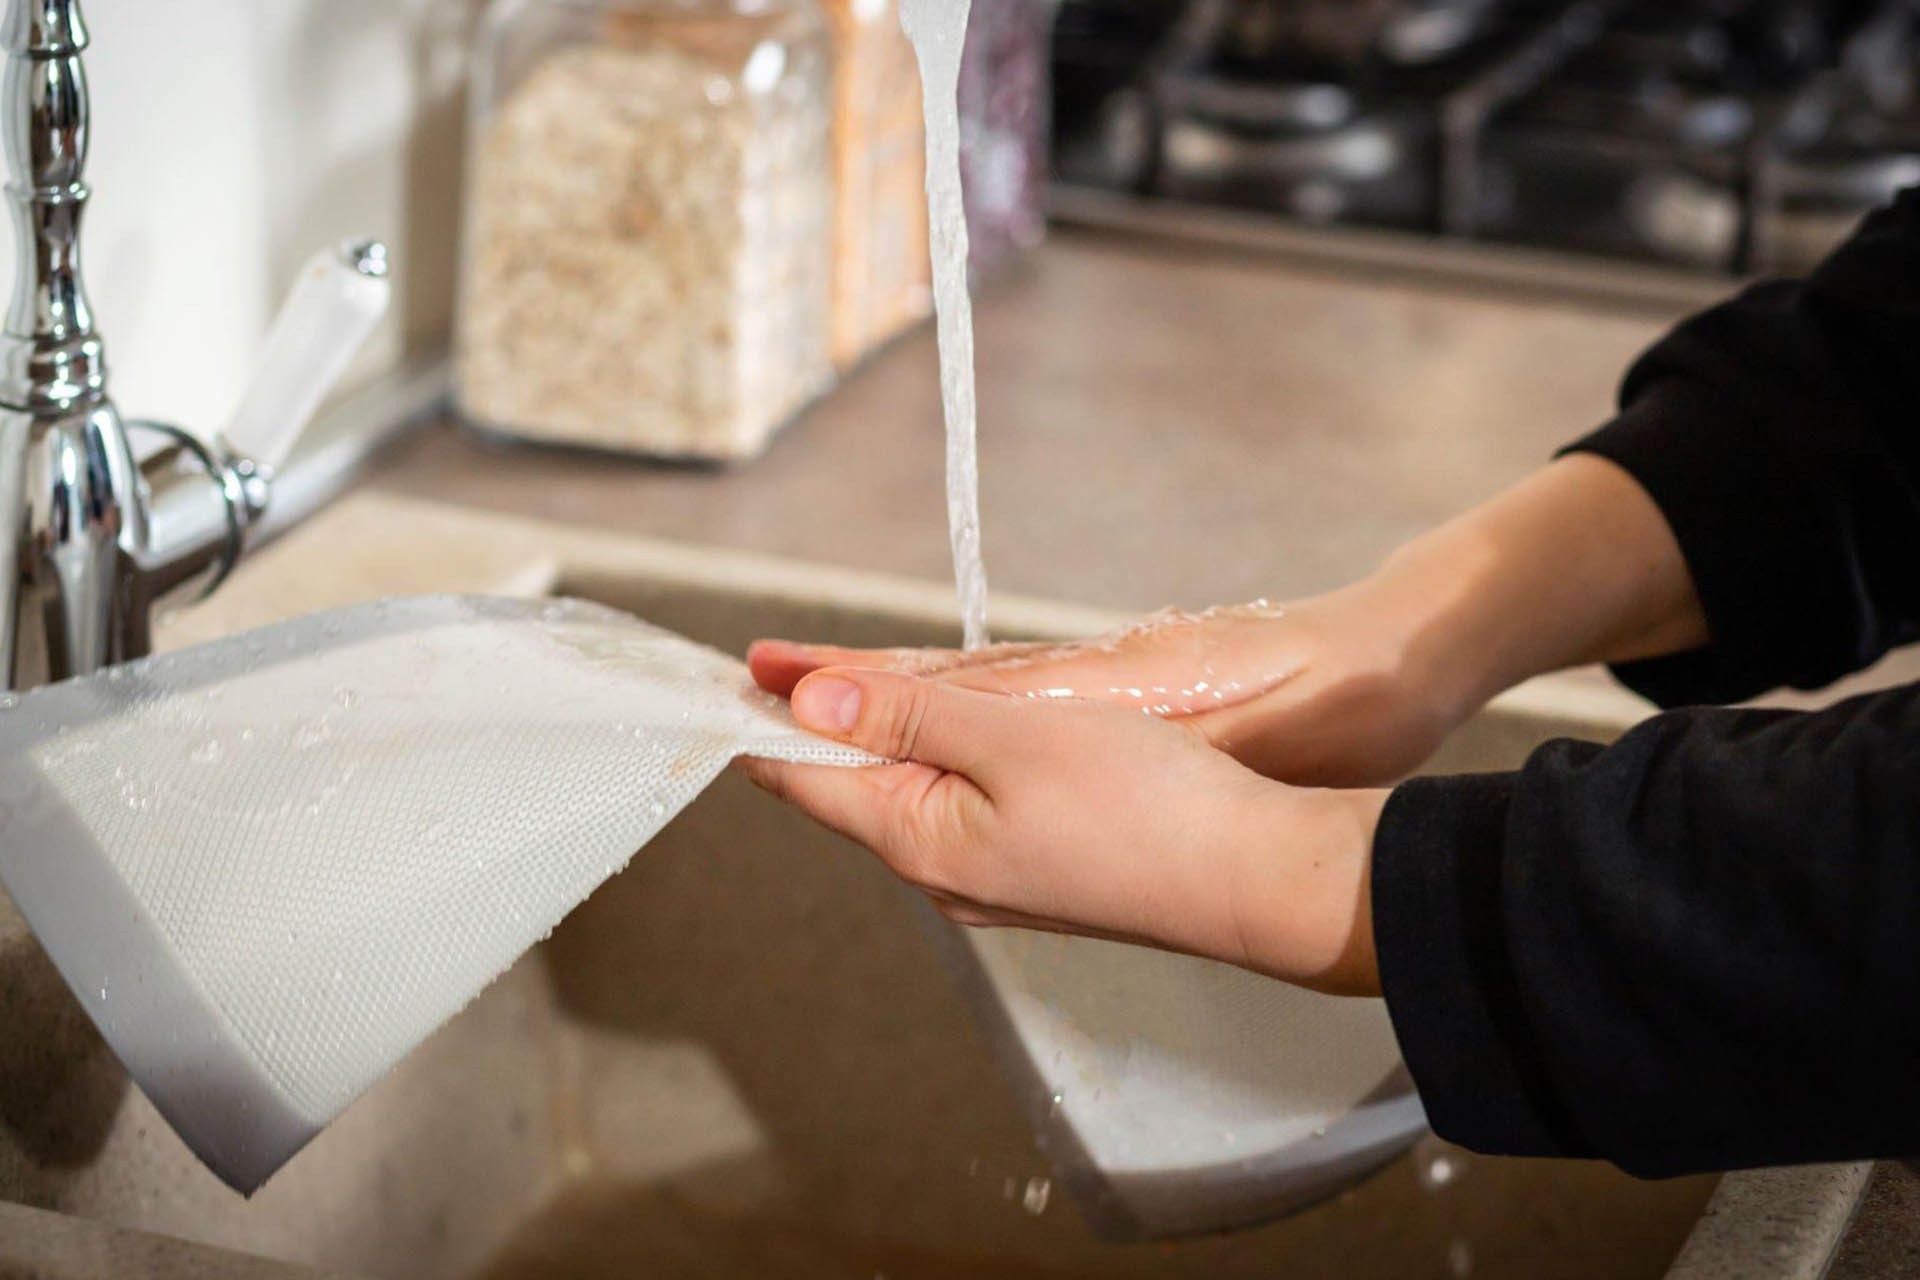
[[1355, 453, 1708, 720], [1375, 681, 1920, 1173]]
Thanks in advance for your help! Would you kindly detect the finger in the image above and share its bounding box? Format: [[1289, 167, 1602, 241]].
[[749, 635, 1183, 705], [940, 630, 1299, 717], [745, 634, 1198, 705], [735, 755, 929, 848], [735, 756, 985, 889], [748, 641, 904, 696], [746, 638, 1059, 696], [788, 667, 1042, 783]]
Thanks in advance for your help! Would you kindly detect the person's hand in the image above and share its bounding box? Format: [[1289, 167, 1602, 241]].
[[751, 456, 1714, 788], [749, 587, 1463, 788], [737, 664, 1389, 995]]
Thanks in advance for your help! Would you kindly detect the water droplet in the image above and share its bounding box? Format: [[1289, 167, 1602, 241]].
[[1448, 1238, 1474, 1278], [190, 739, 223, 765], [1021, 1176, 1051, 1216], [649, 801, 667, 820], [1047, 1092, 1063, 1118], [1423, 1154, 1460, 1188], [1414, 1135, 1469, 1191], [333, 687, 357, 710], [97, 981, 108, 1002], [113, 765, 153, 812], [0, 693, 17, 711]]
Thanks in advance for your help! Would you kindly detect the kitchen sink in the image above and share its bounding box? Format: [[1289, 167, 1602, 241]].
[[0, 494, 1720, 1279]]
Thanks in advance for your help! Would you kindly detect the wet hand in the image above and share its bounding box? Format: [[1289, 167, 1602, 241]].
[[749, 588, 1462, 788], [737, 665, 1387, 995]]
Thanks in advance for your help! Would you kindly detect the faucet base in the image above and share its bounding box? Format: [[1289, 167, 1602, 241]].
[[0, 399, 144, 687]]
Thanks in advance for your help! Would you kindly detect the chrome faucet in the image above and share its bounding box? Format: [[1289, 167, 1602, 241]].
[[0, 0, 390, 689]]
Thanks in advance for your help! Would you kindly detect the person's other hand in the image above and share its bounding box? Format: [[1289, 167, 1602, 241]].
[[752, 457, 1716, 789], [738, 665, 1388, 995], [749, 588, 1461, 788]]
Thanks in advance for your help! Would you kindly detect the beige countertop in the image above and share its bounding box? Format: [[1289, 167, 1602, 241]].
[[378, 229, 1677, 616]]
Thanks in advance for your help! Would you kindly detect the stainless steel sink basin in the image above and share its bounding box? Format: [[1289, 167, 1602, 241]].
[[0, 495, 1721, 1279]]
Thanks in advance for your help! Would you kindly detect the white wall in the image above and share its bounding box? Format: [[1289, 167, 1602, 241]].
[[0, 0, 481, 431]]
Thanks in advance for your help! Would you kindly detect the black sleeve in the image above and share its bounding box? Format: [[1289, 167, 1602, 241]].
[[1373, 683, 1920, 1177], [1565, 185, 1920, 707]]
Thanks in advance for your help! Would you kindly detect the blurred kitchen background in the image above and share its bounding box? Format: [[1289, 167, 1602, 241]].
[[42, 0, 1916, 454], [22, 0, 1917, 610], [448, 0, 1920, 466], [0, 1, 480, 431], [1053, 0, 1920, 276]]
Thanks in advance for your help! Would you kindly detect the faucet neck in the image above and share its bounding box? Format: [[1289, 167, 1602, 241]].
[[0, 0, 106, 412]]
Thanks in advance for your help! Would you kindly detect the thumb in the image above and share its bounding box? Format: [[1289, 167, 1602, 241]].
[[790, 667, 1022, 781]]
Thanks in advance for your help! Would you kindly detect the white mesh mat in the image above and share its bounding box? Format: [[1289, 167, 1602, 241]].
[[0, 596, 873, 1191]]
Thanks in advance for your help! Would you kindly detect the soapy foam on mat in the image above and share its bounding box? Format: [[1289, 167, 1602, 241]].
[[0, 596, 873, 1191]]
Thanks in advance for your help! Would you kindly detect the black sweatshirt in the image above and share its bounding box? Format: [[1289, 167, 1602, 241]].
[[1372, 186, 1920, 1178]]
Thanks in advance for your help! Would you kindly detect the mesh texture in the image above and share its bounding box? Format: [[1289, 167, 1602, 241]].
[[9, 596, 871, 1127]]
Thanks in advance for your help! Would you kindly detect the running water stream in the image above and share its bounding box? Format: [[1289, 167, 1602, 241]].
[[900, 0, 990, 651]]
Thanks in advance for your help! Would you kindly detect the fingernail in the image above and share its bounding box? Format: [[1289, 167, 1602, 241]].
[[793, 676, 861, 733]]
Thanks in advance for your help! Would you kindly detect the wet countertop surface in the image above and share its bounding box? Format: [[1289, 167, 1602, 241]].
[[377, 229, 1675, 615]]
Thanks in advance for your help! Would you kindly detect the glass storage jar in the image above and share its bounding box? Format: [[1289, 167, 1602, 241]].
[[819, 0, 932, 370], [457, 0, 834, 461]]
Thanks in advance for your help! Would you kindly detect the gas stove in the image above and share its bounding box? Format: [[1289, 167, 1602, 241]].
[[1053, 0, 1920, 273]]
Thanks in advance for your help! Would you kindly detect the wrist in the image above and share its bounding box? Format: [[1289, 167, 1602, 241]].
[[1230, 782, 1389, 996], [1352, 526, 1513, 729]]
